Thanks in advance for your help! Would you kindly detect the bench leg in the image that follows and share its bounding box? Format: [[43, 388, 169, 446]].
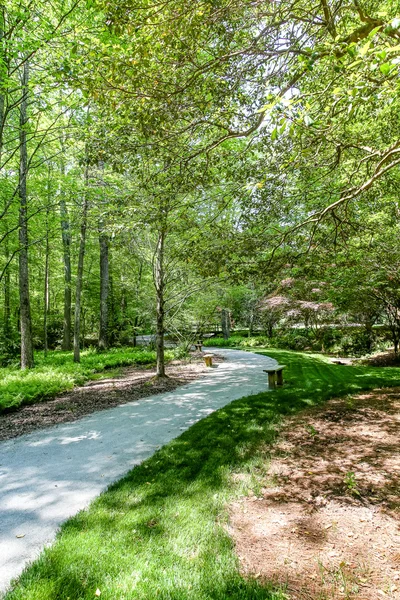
[[268, 372, 276, 388], [276, 370, 284, 386]]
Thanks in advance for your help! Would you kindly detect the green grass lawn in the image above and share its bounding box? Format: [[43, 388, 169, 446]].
[[0, 347, 172, 412], [4, 349, 400, 600]]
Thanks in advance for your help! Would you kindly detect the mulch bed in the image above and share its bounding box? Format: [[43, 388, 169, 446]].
[[229, 389, 400, 600], [362, 351, 400, 368], [0, 353, 224, 442]]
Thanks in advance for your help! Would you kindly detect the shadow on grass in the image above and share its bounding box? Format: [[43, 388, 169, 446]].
[[5, 350, 400, 600]]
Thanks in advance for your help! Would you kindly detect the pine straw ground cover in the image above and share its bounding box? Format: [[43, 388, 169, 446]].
[[3, 350, 400, 600], [229, 389, 400, 600]]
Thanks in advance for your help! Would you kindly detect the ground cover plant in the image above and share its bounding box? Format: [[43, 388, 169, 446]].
[[0, 347, 174, 412], [4, 349, 400, 600]]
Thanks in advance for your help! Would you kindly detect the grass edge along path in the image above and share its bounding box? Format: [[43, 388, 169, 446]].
[[0, 347, 174, 413], [4, 349, 400, 600]]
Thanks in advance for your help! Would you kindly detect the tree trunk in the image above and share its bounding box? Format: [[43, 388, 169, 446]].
[[365, 319, 373, 353], [0, 11, 5, 160], [109, 262, 115, 345], [154, 231, 166, 377], [132, 261, 143, 348], [98, 222, 109, 350], [248, 312, 254, 337], [221, 308, 230, 340], [3, 223, 11, 338], [18, 61, 34, 369], [43, 198, 50, 356], [73, 172, 89, 363], [59, 156, 72, 350]]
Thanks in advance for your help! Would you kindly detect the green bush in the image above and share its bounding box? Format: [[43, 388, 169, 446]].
[[268, 330, 314, 351], [203, 336, 245, 347], [171, 341, 191, 359], [240, 336, 270, 347]]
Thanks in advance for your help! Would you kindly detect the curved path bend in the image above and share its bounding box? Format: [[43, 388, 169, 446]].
[[0, 348, 277, 592]]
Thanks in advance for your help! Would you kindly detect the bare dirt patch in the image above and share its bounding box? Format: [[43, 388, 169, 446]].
[[0, 353, 223, 442], [229, 389, 400, 599]]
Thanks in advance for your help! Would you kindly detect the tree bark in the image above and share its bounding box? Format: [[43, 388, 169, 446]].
[[154, 230, 166, 377], [3, 233, 10, 338], [73, 169, 89, 363], [98, 222, 109, 350], [221, 308, 230, 340], [59, 151, 72, 350], [132, 261, 143, 348], [18, 61, 34, 369], [43, 182, 50, 356], [0, 10, 5, 159]]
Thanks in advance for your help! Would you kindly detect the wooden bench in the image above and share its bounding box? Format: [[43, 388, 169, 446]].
[[263, 365, 286, 388], [204, 354, 213, 367]]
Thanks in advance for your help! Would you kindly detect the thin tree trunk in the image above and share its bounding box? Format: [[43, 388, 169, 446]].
[[221, 308, 230, 340], [248, 312, 254, 337], [3, 233, 10, 338], [59, 151, 72, 350], [73, 169, 89, 363], [18, 61, 34, 369], [0, 10, 5, 160], [154, 230, 166, 377], [43, 189, 50, 356], [132, 261, 143, 348], [98, 222, 109, 350], [3, 192, 11, 338]]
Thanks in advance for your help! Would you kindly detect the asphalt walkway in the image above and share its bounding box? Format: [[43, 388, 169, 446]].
[[0, 348, 277, 592]]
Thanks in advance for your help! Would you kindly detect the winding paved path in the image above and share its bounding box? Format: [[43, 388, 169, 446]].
[[0, 348, 277, 592]]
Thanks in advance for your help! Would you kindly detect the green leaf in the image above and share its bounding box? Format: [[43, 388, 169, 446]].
[[271, 127, 278, 141], [386, 45, 400, 53], [359, 40, 372, 57], [347, 59, 362, 70], [367, 26, 383, 39], [379, 62, 392, 75]]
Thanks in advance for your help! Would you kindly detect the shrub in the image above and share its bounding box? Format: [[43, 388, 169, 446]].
[[240, 336, 270, 347], [172, 341, 191, 359]]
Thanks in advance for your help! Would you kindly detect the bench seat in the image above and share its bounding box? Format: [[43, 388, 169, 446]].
[[263, 365, 286, 387]]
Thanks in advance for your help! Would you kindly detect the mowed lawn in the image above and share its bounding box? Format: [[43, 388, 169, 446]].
[[4, 349, 400, 600], [0, 347, 164, 412]]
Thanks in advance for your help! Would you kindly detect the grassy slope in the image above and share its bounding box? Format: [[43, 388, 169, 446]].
[[4, 349, 400, 600], [0, 348, 170, 412]]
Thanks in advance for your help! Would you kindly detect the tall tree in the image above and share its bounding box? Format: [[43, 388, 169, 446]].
[[98, 221, 109, 350], [73, 165, 90, 363], [18, 60, 34, 369]]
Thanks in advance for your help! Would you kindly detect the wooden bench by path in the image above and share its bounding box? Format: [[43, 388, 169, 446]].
[[204, 354, 214, 367], [263, 365, 286, 388]]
